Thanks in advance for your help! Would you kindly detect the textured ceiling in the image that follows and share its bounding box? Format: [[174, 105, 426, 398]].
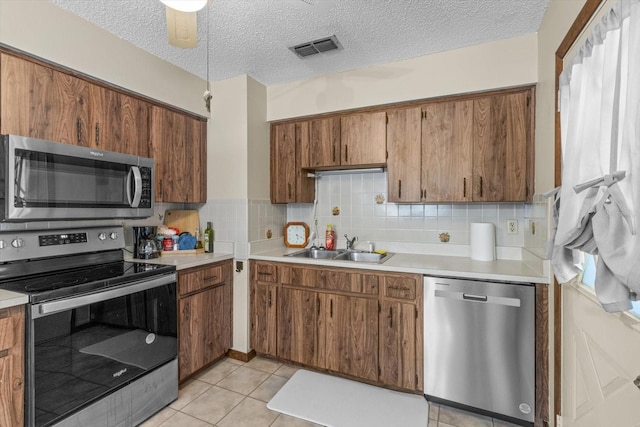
[[50, 0, 550, 86]]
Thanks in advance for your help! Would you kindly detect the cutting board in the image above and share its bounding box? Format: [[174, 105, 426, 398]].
[[164, 209, 200, 236]]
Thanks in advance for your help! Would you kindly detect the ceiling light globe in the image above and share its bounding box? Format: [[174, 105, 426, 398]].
[[160, 0, 208, 13]]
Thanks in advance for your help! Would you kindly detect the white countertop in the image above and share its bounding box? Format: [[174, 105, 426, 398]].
[[0, 289, 29, 310], [125, 252, 234, 270], [250, 247, 548, 284]]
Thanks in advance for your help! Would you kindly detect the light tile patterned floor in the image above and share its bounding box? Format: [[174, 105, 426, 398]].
[[140, 357, 522, 427]]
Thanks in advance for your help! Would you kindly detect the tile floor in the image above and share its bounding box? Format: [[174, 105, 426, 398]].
[[140, 357, 522, 427]]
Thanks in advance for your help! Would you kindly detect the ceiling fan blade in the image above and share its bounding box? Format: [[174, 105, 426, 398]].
[[165, 6, 198, 48]]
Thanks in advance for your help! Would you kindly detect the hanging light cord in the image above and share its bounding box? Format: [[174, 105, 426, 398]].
[[204, 2, 212, 111]]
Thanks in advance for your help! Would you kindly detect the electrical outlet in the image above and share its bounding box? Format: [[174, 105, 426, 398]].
[[507, 219, 518, 235]]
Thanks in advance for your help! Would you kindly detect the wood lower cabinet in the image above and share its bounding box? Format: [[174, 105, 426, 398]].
[[250, 260, 422, 392], [0, 305, 24, 427], [178, 260, 232, 382], [250, 262, 278, 355]]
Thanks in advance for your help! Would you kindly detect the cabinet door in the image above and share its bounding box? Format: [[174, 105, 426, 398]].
[[421, 100, 473, 202], [340, 112, 387, 166], [278, 287, 321, 366], [387, 108, 422, 202], [473, 90, 531, 201], [1, 53, 90, 146], [89, 85, 150, 156], [309, 117, 341, 168], [271, 123, 297, 203], [178, 284, 229, 381], [150, 107, 207, 203], [295, 122, 315, 203], [0, 306, 24, 427], [379, 300, 418, 390], [325, 294, 378, 382], [250, 283, 278, 356]]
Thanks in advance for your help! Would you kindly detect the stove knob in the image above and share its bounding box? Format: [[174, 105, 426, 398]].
[[109, 232, 118, 240], [98, 233, 107, 241], [11, 238, 24, 248], [0, 240, 6, 249]]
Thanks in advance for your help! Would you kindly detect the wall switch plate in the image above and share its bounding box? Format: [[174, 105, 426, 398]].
[[507, 219, 518, 235]]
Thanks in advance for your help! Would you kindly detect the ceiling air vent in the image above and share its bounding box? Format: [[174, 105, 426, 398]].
[[290, 35, 343, 59]]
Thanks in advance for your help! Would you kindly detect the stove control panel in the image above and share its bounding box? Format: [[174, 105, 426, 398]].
[[0, 226, 125, 263], [39, 233, 88, 246]]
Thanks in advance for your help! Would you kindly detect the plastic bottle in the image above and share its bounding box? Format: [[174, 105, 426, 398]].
[[325, 224, 336, 250], [204, 222, 214, 253]]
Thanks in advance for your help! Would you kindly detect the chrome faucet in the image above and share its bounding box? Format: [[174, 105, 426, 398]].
[[344, 234, 357, 250]]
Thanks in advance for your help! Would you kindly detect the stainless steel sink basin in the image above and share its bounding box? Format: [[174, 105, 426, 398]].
[[284, 248, 393, 264]]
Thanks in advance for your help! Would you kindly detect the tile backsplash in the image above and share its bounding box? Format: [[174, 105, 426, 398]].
[[286, 172, 531, 252]]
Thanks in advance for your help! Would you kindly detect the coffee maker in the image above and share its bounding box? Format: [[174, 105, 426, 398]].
[[132, 226, 160, 259]]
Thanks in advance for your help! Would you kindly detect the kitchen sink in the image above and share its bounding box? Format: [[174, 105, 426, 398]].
[[284, 248, 393, 264]]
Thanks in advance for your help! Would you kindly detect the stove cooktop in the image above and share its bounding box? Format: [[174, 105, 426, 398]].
[[0, 261, 175, 304]]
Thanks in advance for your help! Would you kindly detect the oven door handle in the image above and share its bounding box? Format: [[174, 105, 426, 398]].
[[33, 273, 176, 318]]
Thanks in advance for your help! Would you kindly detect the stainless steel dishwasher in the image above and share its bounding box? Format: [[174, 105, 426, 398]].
[[423, 276, 535, 425]]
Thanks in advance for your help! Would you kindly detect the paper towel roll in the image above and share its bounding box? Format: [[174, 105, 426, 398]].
[[470, 222, 496, 261]]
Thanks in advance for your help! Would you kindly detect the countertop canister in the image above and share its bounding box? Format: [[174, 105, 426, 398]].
[[470, 222, 496, 261]]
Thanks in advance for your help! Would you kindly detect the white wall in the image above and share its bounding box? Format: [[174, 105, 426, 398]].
[[267, 34, 538, 121]]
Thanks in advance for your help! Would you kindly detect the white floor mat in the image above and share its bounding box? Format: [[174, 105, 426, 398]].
[[267, 370, 429, 427]]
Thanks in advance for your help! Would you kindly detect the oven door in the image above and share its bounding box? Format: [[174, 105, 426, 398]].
[[1, 134, 154, 221], [26, 273, 177, 427]]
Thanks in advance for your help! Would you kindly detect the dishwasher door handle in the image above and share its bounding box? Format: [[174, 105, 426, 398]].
[[462, 293, 487, 302], [434, 289, 521, 307]]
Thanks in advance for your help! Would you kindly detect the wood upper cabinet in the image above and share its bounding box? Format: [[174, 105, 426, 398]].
[[0, 306, 25, 427], [386, 86, 534, 203], [387, 107, 423, 203], [150, 106, 207, 203], [340, 112, 387, 166], [422, 100, 474, 202], [89, 86, 151, 157], [271, 122, 314, 204], [0, 53, 90, 145], [178, 260, 232, 382], [472, 90, 533, 201], [309, 117, 341, 168]]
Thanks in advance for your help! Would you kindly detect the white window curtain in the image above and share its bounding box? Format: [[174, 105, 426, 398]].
[[551, 0, 640, 312]]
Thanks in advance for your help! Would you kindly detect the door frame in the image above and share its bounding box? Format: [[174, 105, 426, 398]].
[[553, 0, 605, 421]]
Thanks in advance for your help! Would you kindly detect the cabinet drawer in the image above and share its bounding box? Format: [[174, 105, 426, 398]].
[[382, 275, 417, 300], [179, 262, 230, 296], [254, 262, 278, 283], [282, 266, 378, 295], [0, 315, 15, 351]]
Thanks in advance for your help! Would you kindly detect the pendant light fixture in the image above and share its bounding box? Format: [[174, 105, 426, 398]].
[[160, 0, 208, 13]]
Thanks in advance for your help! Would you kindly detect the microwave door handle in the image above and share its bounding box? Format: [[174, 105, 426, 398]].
[[127, 166, 143, 207]]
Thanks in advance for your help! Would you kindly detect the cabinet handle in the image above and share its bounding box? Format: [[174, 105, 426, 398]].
[[77, 117, 82, 143], [185, 302, 190, 321], [268, 290, 272, 308], [204, 275, 218, 283], [332, 146, 336, 163], [95, 123, 100, 146], [316, 298, 320, 316], [344, 145, 348, 162], [479, 176, 483, 197], [398, 180, 402, 199], [330, 299, 333, 318], [0, 349, 8, 359], [463, 178, 467, 198], [389, 307, 393, 328], [258, 271, 273, 276], [288, 183, 292, 199]]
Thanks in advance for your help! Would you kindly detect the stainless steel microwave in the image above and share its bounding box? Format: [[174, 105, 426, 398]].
[[0, 135, 154, 222]]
